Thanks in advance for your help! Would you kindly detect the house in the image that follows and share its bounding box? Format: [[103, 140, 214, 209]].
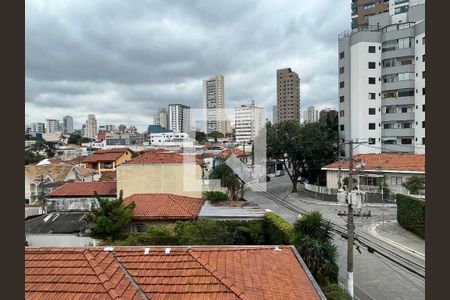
[[25, 246, 326, 299], [46, 181, 117, 212], [82, 148, 133, 173], [123, 193, 204, 232], [25, 164, 88, 205], [116, 150, 203, 198], [321, 153, 425, 194]]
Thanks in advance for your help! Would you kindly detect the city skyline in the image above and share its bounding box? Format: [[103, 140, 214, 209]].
[[25, 0, 347, 131]]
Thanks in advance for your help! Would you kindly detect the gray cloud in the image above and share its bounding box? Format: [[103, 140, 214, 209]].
[[26, 0, 350, 130]]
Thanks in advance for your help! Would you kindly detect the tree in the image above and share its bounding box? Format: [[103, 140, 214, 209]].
[[25, 151, 45, 165], [207, 131, 224, 140], [292, 212, 339, 285], [378, 175, 391, 197], [403, 176, 425, 194], [195, 131, 207, 144], [25, 134, 36, 141], [91, 190, 135, 237], [210, 163, 243, 200]]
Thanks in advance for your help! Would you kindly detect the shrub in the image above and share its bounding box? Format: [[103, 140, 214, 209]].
[[322, 284, 352, 300], [403, 176, 425, 194], [203, 191, 229, 202], [263, 212, 293, 244], [396, 194, 425, 238]]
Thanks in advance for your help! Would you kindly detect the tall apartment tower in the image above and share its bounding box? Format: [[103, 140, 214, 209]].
[[276, 68, 300, 123], [153, 108, 169, 129], [234, 100, 265, 143], [351, 0, 390, 29], [168, 104, 191, 133], [272, 105, 278, 124], [31, 123, 45, 134], [203, 75, 225, 134], [338, 2, 425, 155], [45, 119, 60, 134], [62, 115, 74, 134], [303, 106, 319, 123], [84, 114, 98, 139]]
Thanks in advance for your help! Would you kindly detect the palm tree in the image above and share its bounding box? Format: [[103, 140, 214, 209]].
[[210, 163, 242, 200]]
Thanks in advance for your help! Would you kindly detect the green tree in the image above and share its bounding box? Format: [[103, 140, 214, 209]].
[[25, 134, 36, 141], [91, 190, 135, 237], [24, 151, 45, 165], [207, 131, 224, 140], [292, 212, 339, 285], [403, 176, 425, 194], [195, 131, 207, 144], [210, 163, 243, 200]]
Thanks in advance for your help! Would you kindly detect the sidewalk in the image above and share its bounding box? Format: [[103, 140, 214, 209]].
[[368, 220, 425, 260]]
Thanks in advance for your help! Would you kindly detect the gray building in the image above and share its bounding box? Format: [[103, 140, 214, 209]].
[[168, 104, 191, 133], [31, 122, 45, 134], [276, 68, 300, 123], [338, 2, 425, 155], [272, 105, 278, 124], [62, 115, 74, 134], [203, 75, 225, 134]]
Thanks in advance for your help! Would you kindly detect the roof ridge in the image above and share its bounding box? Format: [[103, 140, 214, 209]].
[[188, 249, 245, 299], [82, 250, 122, 300], [168, 194, 201, 217]]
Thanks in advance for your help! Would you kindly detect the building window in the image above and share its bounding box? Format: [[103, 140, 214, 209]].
[[422, 88, 425, 95], [422, 121, 425, 128], [340, 96, 344, 103], [422, 137, 425, 145], [422, 104, 425, 112], [340, 125, 344, 131], [401, 138, 412, 144], [391, 176, 403, 186], [369, 138, 376, 144], [401, 122, 412, 129], [369, 123, 376, 130], [368, 46, 376, 53], [422, 71, 425, 79], [422, 37, 425, 45], [422, 55, 425, 62], [398, 89, 414, 97], [401, 107, 412, 113], [134, 223, 147, 233], [384, 123, 394, 129], [340, 81, 345, 88], [340, 67, 345, 74], [369, 108, 376, 115], [340, 52, 344, 59], [369, 93, 376, 99], [368, 77, 376, 84], [340, 110, 344, 117], [368, 62, 376, 69]]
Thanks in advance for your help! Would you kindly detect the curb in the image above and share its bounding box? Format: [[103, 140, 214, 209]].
[[367, 221, 425, 261]]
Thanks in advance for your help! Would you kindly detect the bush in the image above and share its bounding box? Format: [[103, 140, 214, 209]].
[[396, 194, 425, 238], [263, 212, 293, 244], [203, 191, 229, 202], [403, 176, 425, 194], [322, 284, 352, 300]]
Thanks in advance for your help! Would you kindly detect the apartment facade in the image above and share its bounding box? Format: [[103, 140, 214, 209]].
[[153, 108, 169, 129], [45, 119, 60, 134], [234, 100, 265, 143], [203, 75, 225, 134], [351, 0, 390, 29], [62, 115, 74, 134], [31, 123, 45, 134], [338, 3, 425, 155], [168, 104, 191, 133], [276, 68, 300, 123], [83, 114, 97, 139], [272, 105, 278, 124], [303, 106, 319, 123]]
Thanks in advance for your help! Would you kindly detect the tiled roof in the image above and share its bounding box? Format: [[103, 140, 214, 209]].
[[25, 164, 75, 183], [76, 166, 97, 177], [95, 148, 132, 154], [124, 194, 204, 221], [99, 170, 117, 181], [25, 246, 322, 299], [82, 152, 126, 163], [322, 153, 425, 172], [218, 149, 250, 158], [48, 181, 117, 197], [65, 156, 86, 165], [125, 151, 198, 165]]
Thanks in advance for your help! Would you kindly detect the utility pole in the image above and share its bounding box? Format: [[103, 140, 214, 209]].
[[347, 140, 354, 298]]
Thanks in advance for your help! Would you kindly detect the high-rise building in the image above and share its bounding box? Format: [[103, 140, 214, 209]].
[[338, 2, 425, 155], [83, 114, 97, 139], [203, 75, 225, 134], [303, 106, 319, 123], [168, 104, 191, 133], [351, 0, 390, 29], [234, 100, 265, 143], [31, 123, 45, 134], [62, 115, 74, 134], [153, 108, 169, 129], [319, 108, 338, 126], [45, 119, 60, 134], [276, 68, 300, 123], [272, 105, 278, 124]]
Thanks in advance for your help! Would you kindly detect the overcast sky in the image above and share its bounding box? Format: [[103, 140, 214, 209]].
[[25, 0, 350, 131]]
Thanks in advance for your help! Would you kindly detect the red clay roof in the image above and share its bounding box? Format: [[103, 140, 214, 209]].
[[322, 153, 425, 172], [48, 181, 117, 197], [65, 156, 86, 165], [218, 148, 250, 158], [125, 151, 198, 165], [82, 152, 126, 163], [124, 193, 204, 221], [25, 246, 321, 299], [99, 170, 117, 182], [95, 148, 132, 154]]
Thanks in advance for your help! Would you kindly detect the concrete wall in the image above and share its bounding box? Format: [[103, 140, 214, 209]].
[[117, 163, 203, 198], [414, 26, 425, 154], [26, 234, 99, 247]]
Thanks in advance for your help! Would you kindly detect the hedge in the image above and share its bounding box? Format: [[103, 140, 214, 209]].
[[263, 212, 293, 244], [396, 194, 425, 239], [203, 191, 229, 202]]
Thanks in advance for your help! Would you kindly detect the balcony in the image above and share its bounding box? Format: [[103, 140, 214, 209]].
[[381, 144, 414, 153], [381, 112, 415, 122], [381, 47, 415, 60], [382, 96, 415, 106], [382, 128, 415, 137], [381, 64, 415, 76], [382, 80, 415, 91]]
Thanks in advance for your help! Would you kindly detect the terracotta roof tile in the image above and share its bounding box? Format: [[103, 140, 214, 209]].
[[322, 153, 425, 173], [48, 182, 117, 197], [82, 153, 126, 163], [25, 165, 75, 183], [25, 246, 322, 299], [218, 149, 250, 158], [124, 194, 204, 221], [125, 151, 198, 165], [99, 171, 117, 182]]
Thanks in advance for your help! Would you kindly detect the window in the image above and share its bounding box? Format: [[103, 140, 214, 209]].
[[340, 110, 344, 117], [422, 88, 425, 95], [369, 123, 376, 130], [398, 37, 413, 49], [401, 123, 412, 129], [422, 137, 425, 145], [384, 123, 394, 129], [395, 5, 409, 14], [398, 89, 414, 97], [340, 125, 344, 131], [134, 223, 147, 233], [340, 67, 345, 74], [401, 138, 412, 144], [340, 81, 345, 88], [368, 62, 376, 69], [422, 55, 425, 62], [382, 40, 397, 52], [386, 107, 396, 113], [369, 93, 376, 99], [422, 71, 425, 79], [364, 3, 376, 10], [422, 104, 425, 112], [369, 138, 376, 144], [391, 176, 403, 186], [401, 107, 412, 113], [340, 96, 344, 103], [369, 108, 376, 115], [340, 52, 344, 59], [369, 46, 376, 53], [422, 121, 425, 128], [422, 37, 425, 45], [368, 77, 376, 84]]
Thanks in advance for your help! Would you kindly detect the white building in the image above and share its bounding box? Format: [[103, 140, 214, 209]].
[[98, 125, 115, 133], [203, 75, 225, 134], [338, 2, 425, 155], [31, 123, 45, 134], [303, 106, 319, 123], [83, 114, 97, 139], [234, 100, 265, 143], [168, 104, 191, 133], [62, 116, 74, 134], [149, 131, 190, 146], [45, 119, 60, 134], [153, 108, 169, 129]]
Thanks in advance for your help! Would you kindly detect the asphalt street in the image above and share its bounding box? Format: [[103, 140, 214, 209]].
[[244, 174, 425, 300]]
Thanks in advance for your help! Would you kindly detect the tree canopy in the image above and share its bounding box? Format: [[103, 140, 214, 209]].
[[207, 131, 224, 139], [403, 176, 425, 194]]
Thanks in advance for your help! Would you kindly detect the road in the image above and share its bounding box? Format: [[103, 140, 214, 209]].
[[244, 175, 425, 300]]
